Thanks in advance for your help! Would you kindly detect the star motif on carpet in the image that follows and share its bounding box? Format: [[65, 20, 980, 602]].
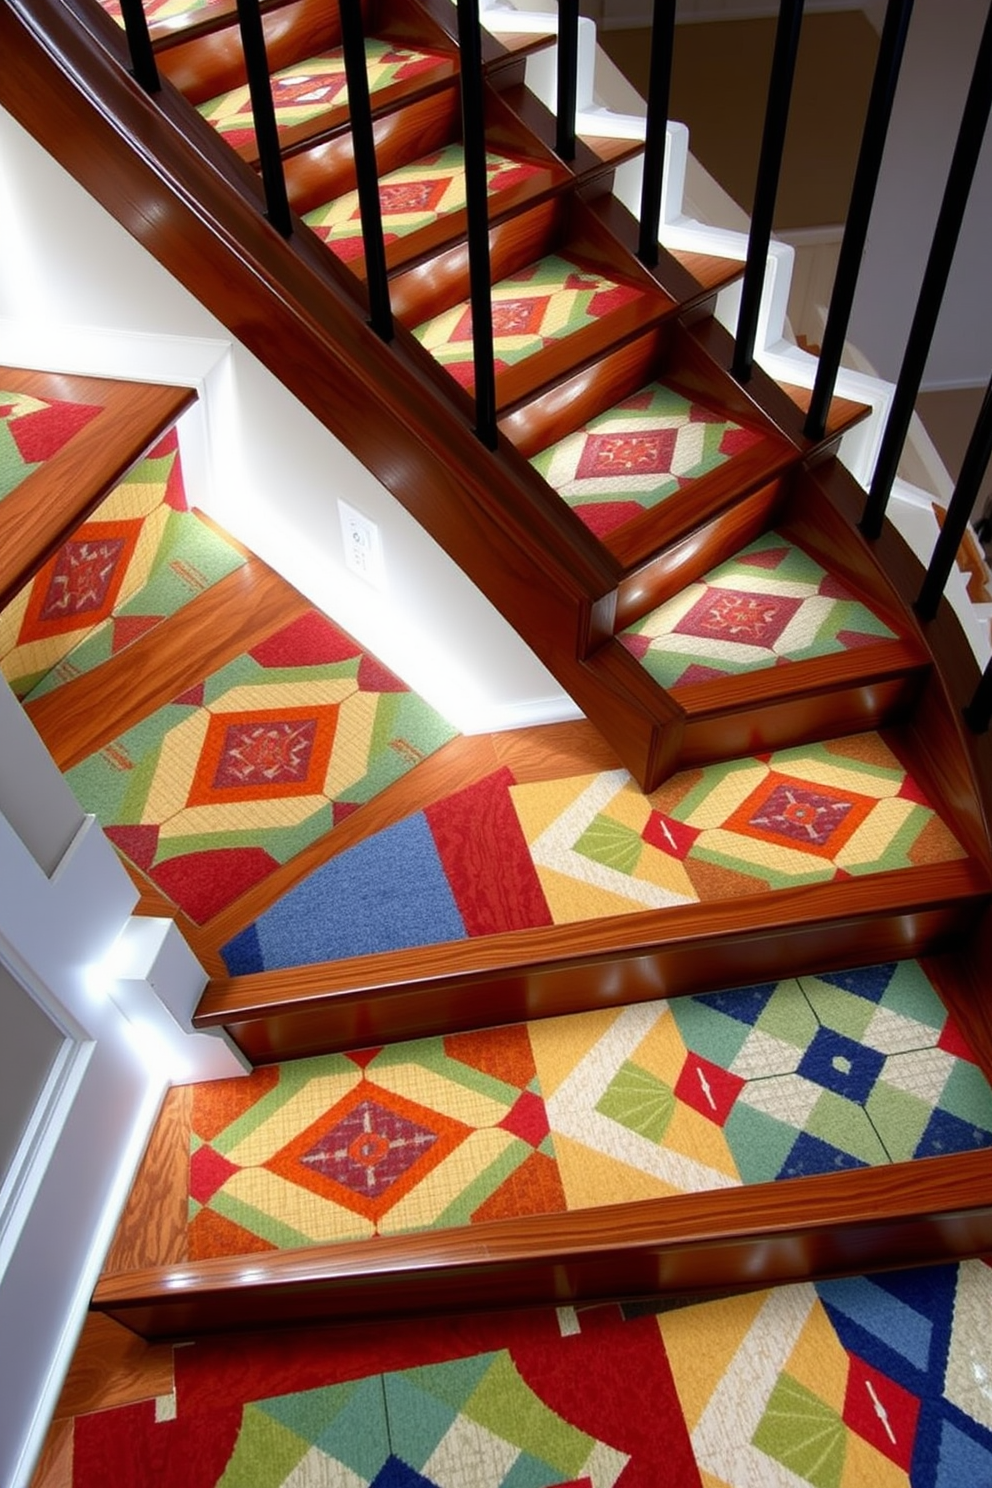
[[576, 429, 677, 478], [211, 717, 319, 790], [748, 781, 854, 849], [300, 1098, 439, 1196], [38, 537, 128, 620], [676, 587, 803, 647]]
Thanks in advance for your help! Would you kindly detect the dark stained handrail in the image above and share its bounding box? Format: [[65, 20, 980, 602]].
[[637, 0, 676, 269], [803, 0, 914, 441], [555, 0, 579, 161], [234, 0, 292, 236], [339, 0, 393, 341], [861, 0, 992, 538], [965, 658, 992, 733], [916, 372, 992, 621], [456, 0, 497, 449], [731, 0, 804, 383], [118, 0, 159, 92]]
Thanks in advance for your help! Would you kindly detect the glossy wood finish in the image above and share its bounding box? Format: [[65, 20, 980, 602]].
[[195, 860, 989, 1060], [0, 370, 195, 610], [91, 1148, 992, 1338], [26, 557, 311, 770]]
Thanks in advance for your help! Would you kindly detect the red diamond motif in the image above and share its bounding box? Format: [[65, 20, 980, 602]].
[[492, 296, 549, 337], [674, 1053, 745, 1125], [577, 430, 677, 481], [641, 811, 700, 859], [498, 1090, 550, 1148], [38, 538, 127, 624], [748, 782, 853, 848], [299, 1098, 438, 1197], [674, 587, 802, 647], [842, 1356, 920, 1471], [212, 718, 318, 789], [380, 177, 449, 216]]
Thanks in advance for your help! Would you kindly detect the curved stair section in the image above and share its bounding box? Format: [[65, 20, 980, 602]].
[[3, 0, 992, 1341]]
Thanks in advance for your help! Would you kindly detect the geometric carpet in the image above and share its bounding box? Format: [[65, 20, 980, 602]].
[[67, 1259, 992, 1486], [220, 735, 966, 972], [0, 384, 102, 502], [197, 39, 451, 157], [619, 530, 900, 688], [0, 429, 245, 698], [187, 960, 992, 1257], [413, 254, 650, 393], [530, 379, 765, 540], [64, 610, 457, 923], [304, 145, 545, 263]]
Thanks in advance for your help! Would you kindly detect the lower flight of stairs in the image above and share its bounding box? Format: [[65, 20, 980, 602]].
[[4, 0, 992, 1346]]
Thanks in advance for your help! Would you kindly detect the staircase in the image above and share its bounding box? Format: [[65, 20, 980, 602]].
[[3, 0, 992, 1353]]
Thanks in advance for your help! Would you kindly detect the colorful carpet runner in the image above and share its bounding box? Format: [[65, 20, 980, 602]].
[[0, 385, 102, 501], [197, 40, 452, 156], [304, 145, 545, 262], [65, 610, 457, 923], [619, 530, 899, 687], [97, 0, 217, 24], [0, 430, 244, 699], [188, 961, 992, 1257], [221, 735, 965, 973], [530, 379, 764, 539], [413, 254, 650, 392], [68, 1259, 992, 1486]]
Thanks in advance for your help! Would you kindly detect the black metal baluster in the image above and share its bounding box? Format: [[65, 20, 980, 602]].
[[803, 0, 914, 441], [915, 373, 992, 620], [235, 0, 292, 237], [340, 0, 393, 341], [861, 0, 992, 538], [964, 657, 992, 733], [119, 0, 160, 93], [731, 0, 804, 383], [637, 0, 677, 268], [457, 0, 497, 449], [556, 0, 580, 161]]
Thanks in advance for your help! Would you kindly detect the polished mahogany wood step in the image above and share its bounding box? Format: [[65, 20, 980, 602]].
[[0, 369, 195, 611], [91, 1146, 992, 1338], [194, 858, 990, 1061]]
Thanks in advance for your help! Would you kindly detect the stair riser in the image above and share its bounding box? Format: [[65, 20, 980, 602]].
[[91, 1150, 992, 1339], [196, 868, 987, 1061]]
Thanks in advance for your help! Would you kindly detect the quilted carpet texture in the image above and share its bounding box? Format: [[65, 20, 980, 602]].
[[0, 385, 102, 501], [620, 530, 899, 686], [188, 961, 992, 1257], [0, 429, 244, 699], [530, 379, 764, 539], [221, 735, 965, 973], [65, 610, 457, 923], [305, 146, 545, 262], [413, 254, 649, 391], [69, 1260, 992, 1486], [198, 40, 451, 156]]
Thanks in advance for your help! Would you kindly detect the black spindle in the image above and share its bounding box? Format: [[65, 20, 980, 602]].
[[862, 0, 992, 538], [119, 0, 160, 92], [235, 0, 292, 237], [556, 0, 580, 161], [965, 658, 992, 733], [637, 0, 677, 268], [804, 0, 914, 441], [340, 0, 393, 341], [731, 0, 804, 384], [457, 0, 497, 449], [915, 373, 992, 620]]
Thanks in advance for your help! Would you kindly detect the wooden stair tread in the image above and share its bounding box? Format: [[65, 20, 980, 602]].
[[91, 1146, 992, 1335], [0, 370, 194, 611], [195, 859, 990, 1059], [779, 378, 872, 441]]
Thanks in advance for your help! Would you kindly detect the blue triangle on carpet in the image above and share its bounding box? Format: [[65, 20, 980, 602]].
[[370, 1455, 439, 1488]]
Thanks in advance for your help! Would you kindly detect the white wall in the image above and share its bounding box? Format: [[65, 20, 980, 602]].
[[850, 0, 992, 391], [0, 104, 579, 734]]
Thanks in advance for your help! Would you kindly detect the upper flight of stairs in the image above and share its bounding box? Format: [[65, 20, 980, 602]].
[[5, 0, 992, 1343]]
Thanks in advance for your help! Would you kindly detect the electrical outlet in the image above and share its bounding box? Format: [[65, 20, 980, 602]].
[[338, 500, 385, 587]]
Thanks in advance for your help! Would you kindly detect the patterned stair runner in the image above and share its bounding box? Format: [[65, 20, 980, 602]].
[[0, 430, 245, 699], [221, 732, 964, 972], [69, 1255, 992, 1487], [63, 609, 457, 924], [619, 530, 899, 688], [198, 40, 452, 155], [412, 254, 650, 392], [188, 959, 992, 1256], [529, 379, 764, 539], [0, 384, 103, 501], [304, 145, 545, 262]]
